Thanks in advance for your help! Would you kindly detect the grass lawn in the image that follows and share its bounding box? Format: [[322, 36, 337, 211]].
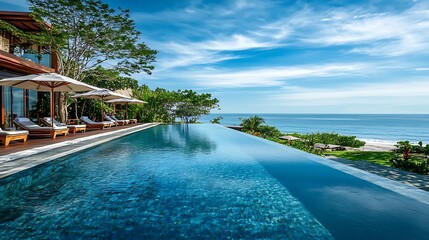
[[327, 151, 395, 167]]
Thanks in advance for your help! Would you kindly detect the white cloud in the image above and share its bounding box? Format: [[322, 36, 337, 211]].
[[153, 41, 239, 70], [153, 33, 280, 70], [159, 63, 370, 88], [272, 80, 429, 106], [297, 4, 429, 56], [197, 34, 277, 51], [135, 1, 290, 71]]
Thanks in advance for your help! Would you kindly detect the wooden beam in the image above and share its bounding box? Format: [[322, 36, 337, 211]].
[[0, 49, 55, 74], [0, 11, 51, 31]]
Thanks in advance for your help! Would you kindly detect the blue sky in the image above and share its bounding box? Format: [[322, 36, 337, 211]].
[[2, 0, 429, 113]]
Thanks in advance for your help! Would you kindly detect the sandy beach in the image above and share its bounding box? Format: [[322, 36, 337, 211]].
[[358, 140, 397, 152]]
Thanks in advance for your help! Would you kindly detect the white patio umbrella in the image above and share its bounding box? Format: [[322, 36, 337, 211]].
[[106, 98, 147, 119], [72, 89, 128, 120], [0, 73, 98, 127]]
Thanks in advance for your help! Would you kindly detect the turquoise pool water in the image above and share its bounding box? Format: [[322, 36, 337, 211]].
[[0, 125, 428, 239]]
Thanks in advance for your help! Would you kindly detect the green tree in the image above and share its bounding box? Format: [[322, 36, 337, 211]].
[[257, 125, 282, 139], [132, 85, 177, 123], [131, 86, 219, 123], [174, 90, 220, 123], [82, 66, 139, 91], [210, 116, 223, 124], [29, 0, 157, 120], [240, 115, 266, 133]]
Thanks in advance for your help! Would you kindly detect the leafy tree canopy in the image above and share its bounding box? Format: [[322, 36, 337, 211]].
[[131, 86, 219, 123], [82, 66, 138, 91], [29, 0, 157, 80], [210, 116, 223, 124], [240, 115, 266, 133], [174, 90, 220, 123]]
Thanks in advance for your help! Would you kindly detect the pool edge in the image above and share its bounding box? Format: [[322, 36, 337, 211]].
[[218, 124, 429, 206], [0, 123, 160, 180]]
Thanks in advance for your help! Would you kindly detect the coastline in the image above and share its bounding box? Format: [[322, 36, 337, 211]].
[[202, 114, 429, 144], [357, 139, 396, 152]]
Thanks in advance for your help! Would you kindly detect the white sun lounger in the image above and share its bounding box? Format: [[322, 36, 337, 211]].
[[13, 117, 68, 139], [0, 128, 29, 146]]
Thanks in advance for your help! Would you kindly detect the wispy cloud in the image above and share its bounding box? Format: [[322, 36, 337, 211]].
[[153, 33, 280, 70], [121, 1, 429, 113], [295, 4, 429, 56], [152, 42, 239, 70], [137, 0, 290, 71], [272, 80, 429, 106], [159, 63, 370, 88]]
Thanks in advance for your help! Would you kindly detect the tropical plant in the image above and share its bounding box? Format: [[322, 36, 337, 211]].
[[391, 141, 429, 175], [210, 116, 223, 124], [257, 125, 282, 139], [174, 90, 220, 124], [132, 86, 177, 123], [288, 141, 324, 156], [131, 86, 219, 123], [240, 116, 266, 133], [290, 132, 365, 148], [82, 66, 139, 91]]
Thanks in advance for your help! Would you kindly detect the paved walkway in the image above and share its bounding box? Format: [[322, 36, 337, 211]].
[[326, 155, 429, 191], [0, 123, 160, 179]]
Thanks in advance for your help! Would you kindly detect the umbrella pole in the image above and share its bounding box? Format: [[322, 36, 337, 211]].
[[101, 96, 104, 121], [126, 103, 128, 120], [50, 87, 54, 127]]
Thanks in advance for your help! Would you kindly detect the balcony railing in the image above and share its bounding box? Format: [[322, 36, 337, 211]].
[[20, 53, 52, 68]]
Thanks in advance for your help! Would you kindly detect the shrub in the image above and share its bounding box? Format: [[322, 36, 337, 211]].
[[287, 132, 365, 148], [390, 157, 429, 175], [289, 141, 324, 156], [257, 125, 282, 139], [240, 116, 265, 133], [210, 116, 223, 124], [391, 141, 429, 175]]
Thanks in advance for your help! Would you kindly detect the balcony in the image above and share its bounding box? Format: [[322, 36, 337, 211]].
[[19, 53, 52, 68], [0, 49, 55, 74]]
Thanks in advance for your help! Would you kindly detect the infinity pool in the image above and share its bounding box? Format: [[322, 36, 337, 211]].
[[0, 125, 428, 239]]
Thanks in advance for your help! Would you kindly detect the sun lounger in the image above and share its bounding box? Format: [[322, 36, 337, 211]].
[[80, 116, 113, 129], [110, 115, 132, 125], [0, 128, 28, 146], [105, 114, 128, 126], [13, 117, 68, 139], [42, 117, 86, 134], [111, 115, 136, 124]]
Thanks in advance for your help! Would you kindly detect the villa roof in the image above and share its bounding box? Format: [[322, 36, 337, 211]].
[[0, 11, 50, 32]]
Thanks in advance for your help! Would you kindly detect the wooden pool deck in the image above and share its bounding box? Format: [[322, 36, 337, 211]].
[[0, 123, 150, 156]]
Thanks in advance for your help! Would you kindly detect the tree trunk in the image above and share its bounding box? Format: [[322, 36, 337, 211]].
[[54, 92, 60, 120], [57, 92, 67, 122]]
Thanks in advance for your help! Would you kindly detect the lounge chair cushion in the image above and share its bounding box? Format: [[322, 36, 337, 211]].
[[15, 118, 67, 130], [0, 128, 29, 135], [81, 116, 111, 126], [43, 117, 86, 128]]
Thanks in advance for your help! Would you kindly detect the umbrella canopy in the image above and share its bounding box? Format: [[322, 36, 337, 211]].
[[73, 89, 129, 120], [106, 98, 147, 119], [0, 73, 98, 92], [0, 73, 98, 127]]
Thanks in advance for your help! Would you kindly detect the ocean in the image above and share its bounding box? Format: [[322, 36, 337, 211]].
[[200, 114, 429, 144]]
